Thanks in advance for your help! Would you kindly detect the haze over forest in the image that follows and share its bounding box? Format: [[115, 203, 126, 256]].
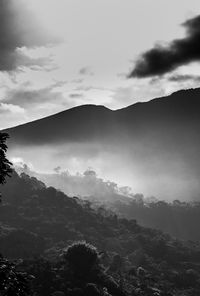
[[3, 88, 200, 202]]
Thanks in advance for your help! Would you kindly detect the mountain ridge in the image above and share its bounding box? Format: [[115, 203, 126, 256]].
[[2, 87, 200, 200], [2, 87, 200, 146], [2, 87, 200, 133]]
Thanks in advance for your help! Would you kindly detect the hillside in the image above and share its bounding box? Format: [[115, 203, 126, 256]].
[[1, 171, 200, 295], [4, 88, 200, 145], [12, 164, 200, 242], [2, 88, 200, 200]]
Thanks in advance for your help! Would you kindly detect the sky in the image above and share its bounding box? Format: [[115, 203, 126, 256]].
[[1, 0, 200, 129]]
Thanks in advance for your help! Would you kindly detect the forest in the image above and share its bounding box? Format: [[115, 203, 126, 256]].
[[15, 163, 200, 242], [1, 168, 200, 295], [1, 132, 200, 295]]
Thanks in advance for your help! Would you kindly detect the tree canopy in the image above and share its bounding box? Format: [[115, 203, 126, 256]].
[[0, 132, 12, 185]]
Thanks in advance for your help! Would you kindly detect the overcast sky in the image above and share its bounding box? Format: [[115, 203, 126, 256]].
[[1, 0, 200, 129]]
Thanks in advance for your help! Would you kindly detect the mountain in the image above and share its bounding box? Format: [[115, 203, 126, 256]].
[[2, 88, 200, 200], [4, 88, 200, 145], [4, 105, 114, 145]]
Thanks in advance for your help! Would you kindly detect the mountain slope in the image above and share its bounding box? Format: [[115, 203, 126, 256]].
[[3, 88, 200, 145], [4, 105, 116, 145], [1, 171, 200, 295], [2, 88, 200, 200]]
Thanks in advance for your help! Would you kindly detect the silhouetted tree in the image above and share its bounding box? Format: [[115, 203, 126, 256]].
[[0, 132, 12, 186], [64, 241, 99, 278], [0, 134, 30, 296]]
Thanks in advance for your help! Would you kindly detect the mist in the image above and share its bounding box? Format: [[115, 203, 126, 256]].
[[4, 89, 200, 202], [9, 138, 200, 202]]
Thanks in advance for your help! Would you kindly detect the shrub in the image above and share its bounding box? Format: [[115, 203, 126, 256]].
[[64, 241, 99, 277]]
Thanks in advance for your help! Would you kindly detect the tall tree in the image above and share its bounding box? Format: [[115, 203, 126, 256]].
[[0, 132, 12, 189]]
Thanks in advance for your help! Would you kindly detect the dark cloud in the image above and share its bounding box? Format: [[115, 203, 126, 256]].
[[69, 93, 84, 98], [168, 74, 200, 82], [0, 81, 68, 128], [0, 0, 57, 72], [4, 83, 65, 108], [128, 15, 200, 78], [79, 67, 94, 76]]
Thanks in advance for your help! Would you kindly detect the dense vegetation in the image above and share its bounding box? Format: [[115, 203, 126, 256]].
[[15, 164, 200, 242], [103, 197, 200, 242], [0, 132, 12, 186], [1, 171, 200, 295]]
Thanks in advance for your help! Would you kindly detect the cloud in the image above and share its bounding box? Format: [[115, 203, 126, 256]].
[[11, 47, 55, 72], [71, 79, 84, 84], [75, 85, 111, 92], [4, 82, 66, 108], [0, 0, 57, 72], [128, 15, 200, 78], [79, 67, 94, 76], [0, 102, 27, 129], [69, 93, 84, 99], [0, 103, 25, 114], [0, 82, 69, 128], [168, 74, 200, 82], [75, 86, 93, 92], [111, 87, 135, 106], [109, 83, 165, 109]]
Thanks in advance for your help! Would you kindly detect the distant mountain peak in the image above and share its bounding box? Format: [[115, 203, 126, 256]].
[[2, 86, 200, 144]]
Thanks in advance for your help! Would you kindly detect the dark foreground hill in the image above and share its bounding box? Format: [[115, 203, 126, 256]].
[[3, 87, 200, 200], [1, 171, 200, 295]]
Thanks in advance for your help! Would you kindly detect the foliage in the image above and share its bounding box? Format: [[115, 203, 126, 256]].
[[0, 132, 12, 186], [0, 255, 30, 296], [1, 171, 200, 295], [64, 241, 99, 277], [0, 133, 29, 296], [109, 198, 200, 241]]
